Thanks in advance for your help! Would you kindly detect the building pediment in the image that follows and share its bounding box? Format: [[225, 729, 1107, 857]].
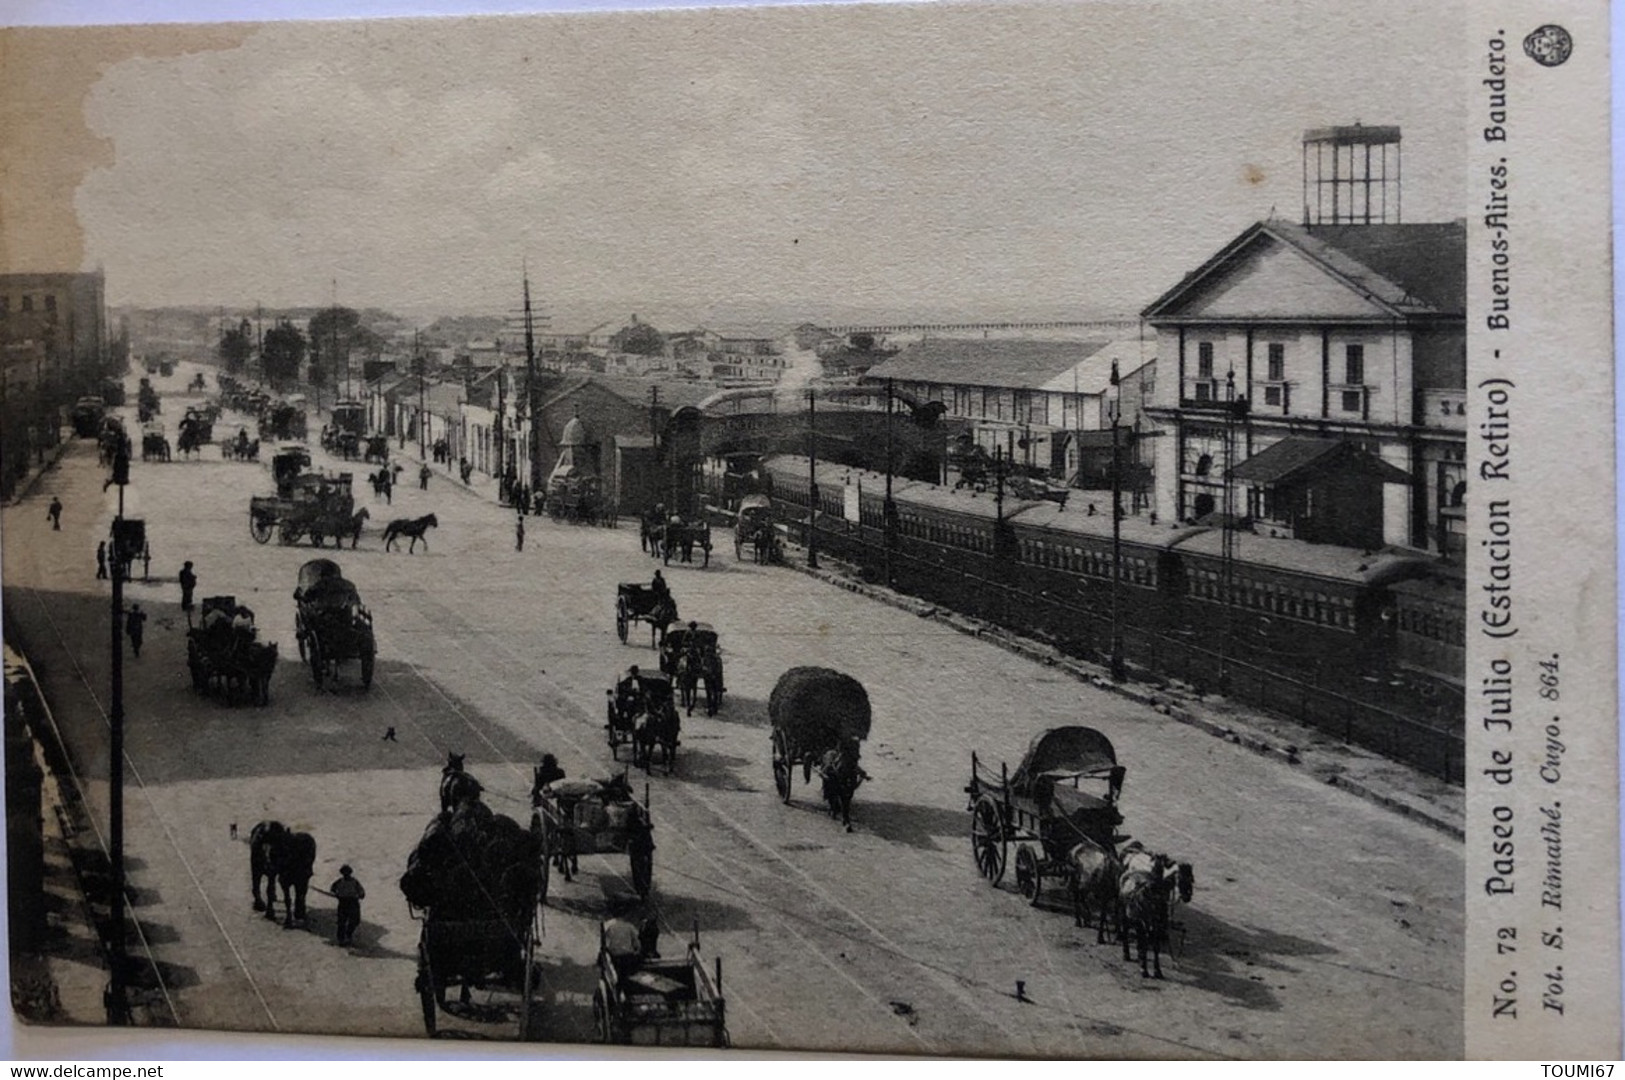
[[1154, 232, 1394, 321]]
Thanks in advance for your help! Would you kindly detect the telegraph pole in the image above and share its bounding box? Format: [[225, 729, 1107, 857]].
[[416, 330, 426, 460], [884, 379, 896, 588], [105, 448, 130, 1025], [1108, 359, 1126, 682], [806, 388, 818, 569], [522, 272, 542, 499]]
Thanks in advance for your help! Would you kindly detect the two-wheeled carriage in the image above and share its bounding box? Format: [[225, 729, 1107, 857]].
[[140, 422, 171, 462], [660, 622, 724, 716], [292, 558, 376, 689], [605, 671, 681, 773], [185, 595, 277, 705], [965, 726, 1126, 903], [109, 517, 150, 583], [531, 775, 654, 903], [592, 923, 728, 1048], [615, 583, 677, 646], [768, 668, 871, 826]]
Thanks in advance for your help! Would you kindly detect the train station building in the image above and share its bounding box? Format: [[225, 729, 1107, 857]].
[[1140, 215, 1466, 554]]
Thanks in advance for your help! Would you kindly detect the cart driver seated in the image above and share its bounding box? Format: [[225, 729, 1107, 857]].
[[200, 603, 232, 635], [231, 604, 257, 645], [602, 914, 662, 984], [616, 665, 647, 718]]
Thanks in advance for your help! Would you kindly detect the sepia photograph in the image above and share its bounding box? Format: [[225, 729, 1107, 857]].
[[0, 0, 1612, 1062]]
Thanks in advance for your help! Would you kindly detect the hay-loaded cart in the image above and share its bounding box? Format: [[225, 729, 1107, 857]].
[[593, 923, 728, 1048], [531, 776, 653, 903], [401, 807, 544, 1040], [966, 726, 1127, 903], [768, 667, 870, 805]]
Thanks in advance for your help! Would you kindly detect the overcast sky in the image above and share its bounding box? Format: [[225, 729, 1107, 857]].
[[27, 0, 1466, 325]]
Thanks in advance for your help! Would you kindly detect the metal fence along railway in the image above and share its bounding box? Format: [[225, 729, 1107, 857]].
[[770, 507, 1465, 783]]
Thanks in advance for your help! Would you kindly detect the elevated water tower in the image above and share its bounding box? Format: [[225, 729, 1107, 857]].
[[1302, 124, 1401, 225]]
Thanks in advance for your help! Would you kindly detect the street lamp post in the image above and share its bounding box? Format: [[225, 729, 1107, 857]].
[[884, 379, 896, 588], [105, 447, 130, 1025], [1108, 359, 1126, 682]]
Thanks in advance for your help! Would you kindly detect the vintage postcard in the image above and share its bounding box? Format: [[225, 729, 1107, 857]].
[[0, 0, 1615, 1061]]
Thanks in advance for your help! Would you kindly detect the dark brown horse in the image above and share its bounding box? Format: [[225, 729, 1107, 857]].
[[383, 513, 438, 553], [249, 820, 317, 928], [440, 752, 484, 812], [818, 740, 867, 831]]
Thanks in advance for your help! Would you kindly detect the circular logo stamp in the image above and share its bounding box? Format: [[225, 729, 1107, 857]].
[[1523, 24, 1573, 67]]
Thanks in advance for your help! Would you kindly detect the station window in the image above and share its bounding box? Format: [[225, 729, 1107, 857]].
[[1197, 342, 1214, 379], [1267, 342, 1285, 382], [1345, 344, 1365, 385], [1264, 386, 1282, 406], [1341, 390, 1363, 413], [43, 295, 55, 314], [20, 295, 31, 312]]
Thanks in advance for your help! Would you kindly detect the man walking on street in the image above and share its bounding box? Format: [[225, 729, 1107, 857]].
[[516, 511, 525, 552], [419, 464, 431, 491], [125, 603, 147, 658], [179, 561, 197, 614], [47, 496, 62, 530], [330, 865, 365, 946], [96, 541, 108, 581]]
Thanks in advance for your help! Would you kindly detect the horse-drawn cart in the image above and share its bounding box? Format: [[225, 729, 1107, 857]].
[[292, 558, 376, 689], [660, 516, 712, 567], [531, 775, 654, 903], [186, 595, 277, 705], [250, 471, 357, 547], [593, 924, 728, 1048], [965, 726, 1126, 903], [615, 583, 677, 646], [769, 668, 871, 827], [734, 494, 782, 563], [606, 671, 681, 773], [401, 797, 545, 1039]]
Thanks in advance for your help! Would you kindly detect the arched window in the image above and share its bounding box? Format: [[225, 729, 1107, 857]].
[[1194, 453, 1213, 477]]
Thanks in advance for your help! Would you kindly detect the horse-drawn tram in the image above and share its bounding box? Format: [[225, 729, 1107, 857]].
[[769, 667, 871, 827], [400, 793, 544, 1039], [531, 774, 654, 903], [593, 923, 728, 1048], [966, 726, 1126, 902], [292, 559, 376, 689]]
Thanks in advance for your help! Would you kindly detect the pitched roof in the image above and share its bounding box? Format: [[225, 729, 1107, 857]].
[[866, 339, 1115, 391], [1228, 437, 1413, 486], [1143, 219, 1466, 320]]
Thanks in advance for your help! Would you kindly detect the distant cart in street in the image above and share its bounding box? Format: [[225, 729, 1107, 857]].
[[292, 558, 376, 689]]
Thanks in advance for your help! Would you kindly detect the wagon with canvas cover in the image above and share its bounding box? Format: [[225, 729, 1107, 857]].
[[292, 558, 376, 689], [965, 726, 1126, 902]]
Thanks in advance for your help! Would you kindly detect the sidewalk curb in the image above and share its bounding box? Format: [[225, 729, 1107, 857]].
[[5, 437, 73, 508], [790, 552, 1465, 842]]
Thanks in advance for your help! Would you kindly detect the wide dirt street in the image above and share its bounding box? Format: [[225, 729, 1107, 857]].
[[4, 363, 1462, 1058]]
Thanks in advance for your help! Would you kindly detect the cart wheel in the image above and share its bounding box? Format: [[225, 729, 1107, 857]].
[[1015, 844, 1042, 905], [360, 651, 374, 689], [630, 843, 653, 899], [250, 515, 273, 544], [616, 599, 629, 643], [417, 946, 438, 1037], [309, 641, 324, 689], [971, 796, 1007, 886], [771, 729, 792, 803], [592, 988, 611, 1043]]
